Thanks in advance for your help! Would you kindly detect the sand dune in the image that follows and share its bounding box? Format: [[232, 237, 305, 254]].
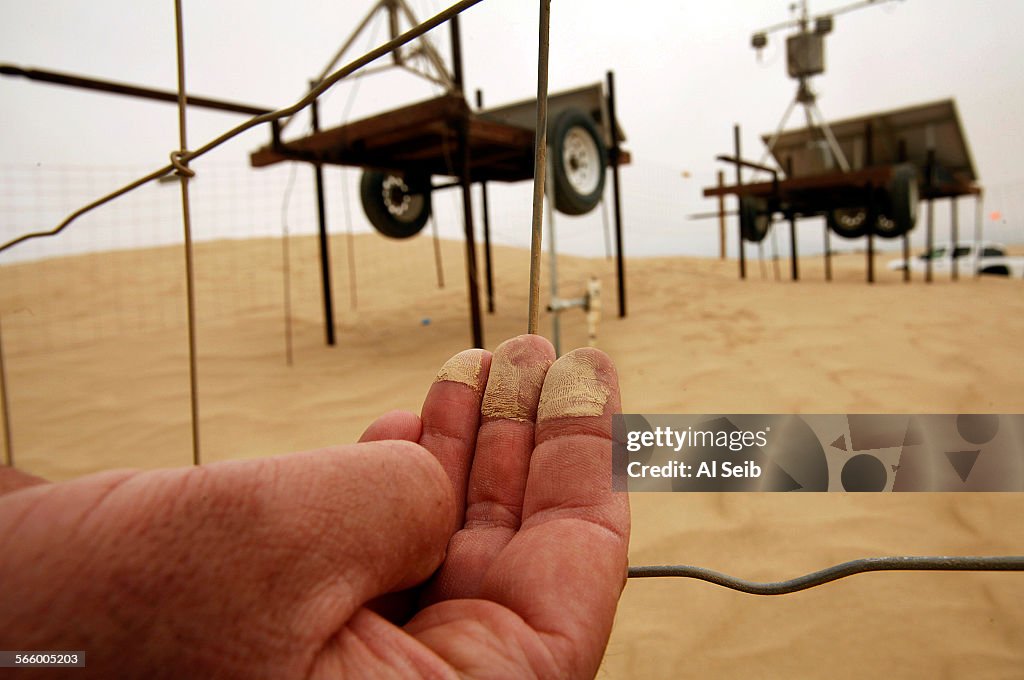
[[2, 233, 1023, 677]]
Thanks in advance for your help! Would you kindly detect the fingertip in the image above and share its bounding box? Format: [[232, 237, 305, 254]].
[[481, 335, 556, 422], [359, 410, 423, 443], [433, 349, 491, 394], [537, 347, 619, 423]]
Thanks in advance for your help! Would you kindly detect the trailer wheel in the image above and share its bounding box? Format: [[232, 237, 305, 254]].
[[551, 108, 607, 215], [827, 206, 870, 239], [739, 195, 771, 242], [873, 163, 918, 238], [360, 170, 432, 239]]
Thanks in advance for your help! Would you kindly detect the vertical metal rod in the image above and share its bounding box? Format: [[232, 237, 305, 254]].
[[476, 89, 495, 313], [527, 0, 552, 334], [546, 153, 560, 356], [281, 196, 294, 367], [451, 15, 484, 347], [0, 314, 13, 467], [824, 222, 832, 281], [606, 70, 627, 318], [601, 195, 613, 261], [310, 93, 337, 345], [340, 168, 359, 310], [973, 191, 984, 279], [951, 197, 959, 281], [902, 229, 910, 283], [865, 121, 875, 284], [430, 215, 445, 288], [789, 215, 799, 281], [174, 0, 201, 466], [925, 148, 935, 284], [717, 170, 726, 260], [899, 138, 910, 283], [734, 124, 746, 280]]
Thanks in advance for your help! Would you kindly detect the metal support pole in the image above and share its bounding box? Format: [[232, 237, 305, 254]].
[[951, 197, 959, 281], [606, 70, 627, 317], [174, 0, 202, 466], [865, 122, 875, 284], [974, 191, 984, 279], [925, 148, 935, 284], [717, 170, 726, 260], [546, 153, 561, 356], [823, 222, 832, 281], [476, 89, 495, 313], [899, 138, 910, 283], [734, 124, 746, 280], [310, 93, 337, 345], [0, 315, 13, 467], [902, 230, 910, 283], [789, 214, 799, 281], [452, 16, 484, 347]]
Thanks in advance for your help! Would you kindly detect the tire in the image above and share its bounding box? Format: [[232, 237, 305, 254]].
[[827, 206, 870, 239], [359, 170, 432, 239], [739, 195, 771, 243], [550, 108, 607, 216], [873, 163, 918, 238]]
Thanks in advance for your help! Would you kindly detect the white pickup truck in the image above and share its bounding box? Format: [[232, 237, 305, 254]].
[[887, 241, 1024, 278]]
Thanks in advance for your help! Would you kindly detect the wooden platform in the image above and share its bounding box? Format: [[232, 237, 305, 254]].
[[251, 93, 629, 183], [703, 164, 979, 213]]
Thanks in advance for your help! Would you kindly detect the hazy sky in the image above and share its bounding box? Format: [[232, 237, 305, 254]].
[[2, 0, 1023, 257]]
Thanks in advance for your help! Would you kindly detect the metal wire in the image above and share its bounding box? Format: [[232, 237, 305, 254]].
[[628, 556, 1024, 595], [174, 0, 202, 467], [0, 0, 487, 256]]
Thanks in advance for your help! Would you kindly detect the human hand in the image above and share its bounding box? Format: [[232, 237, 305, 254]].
[[0, 334, 629, 678]]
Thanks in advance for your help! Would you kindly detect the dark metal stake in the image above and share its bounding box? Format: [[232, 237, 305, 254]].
[[717, 170, 726, 260], [951, 197, 959, 281], [823, 221, 832, 281], [310, 92, 336, 346], [734, 124, 746, 280], [867, 227, 875, 284], [789, 214, 799, 281], [925, 148, 935, 284], [607, 70, 627, 317], [476, 89, 495, 313], [0, 315, 13, 467], [451, 16, 484, 348]]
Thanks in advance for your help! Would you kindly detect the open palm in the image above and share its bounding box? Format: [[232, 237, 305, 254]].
[[0, 335, 629, 679]]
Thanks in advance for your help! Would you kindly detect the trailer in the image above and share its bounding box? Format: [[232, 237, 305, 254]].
[[703, 99, 983, 283]]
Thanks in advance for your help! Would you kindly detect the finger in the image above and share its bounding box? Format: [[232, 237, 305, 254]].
[[359, 410, 422, 443], [0, 441, 456, 677], [427, 334, 554, 601], [480, 348, 629, 678], [0, 467, 48, 496], [418, 348, 491, 530]]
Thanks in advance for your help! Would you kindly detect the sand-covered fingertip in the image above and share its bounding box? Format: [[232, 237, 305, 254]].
[[433, 348, 488, 392], [480, 334, 555, 422], [538, 348, 615, 422]]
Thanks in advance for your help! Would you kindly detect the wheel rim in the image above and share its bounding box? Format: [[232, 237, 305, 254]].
[[836, 208, 868, 229], [561, 126, 602, 196], [381, 174, 424, 224]]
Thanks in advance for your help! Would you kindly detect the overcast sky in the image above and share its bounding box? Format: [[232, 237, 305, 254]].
[[2, 0, 1023, 257]]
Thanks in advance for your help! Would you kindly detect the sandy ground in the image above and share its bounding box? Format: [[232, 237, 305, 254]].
[[1, 233, 1023, 678]]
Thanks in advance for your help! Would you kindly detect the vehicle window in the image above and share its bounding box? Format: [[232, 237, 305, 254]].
[[923, 247, 947, 259], [982, 247, 1006, 257], [954, 246, 971, 257]]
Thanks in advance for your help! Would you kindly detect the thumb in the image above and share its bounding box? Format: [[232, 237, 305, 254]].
[[0, 440, 455, 677]]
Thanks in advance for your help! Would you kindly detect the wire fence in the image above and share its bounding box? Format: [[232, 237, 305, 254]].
[[0, 0, 1021, 597]]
